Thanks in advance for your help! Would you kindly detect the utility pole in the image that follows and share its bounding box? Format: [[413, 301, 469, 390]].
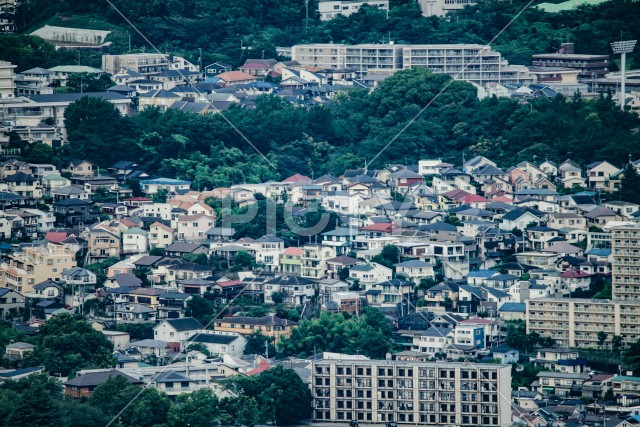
[[265, 339, 269, 359], [304, 0, 309, 33]]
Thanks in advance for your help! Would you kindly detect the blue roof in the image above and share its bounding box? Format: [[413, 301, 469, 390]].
[[587, 248, 611, 257], [499, 302, 526, 313], [141, 178, 191, 185], [558, 358, 588, 366], [0, 366, 43, 378], [467, 270, 498, 278]]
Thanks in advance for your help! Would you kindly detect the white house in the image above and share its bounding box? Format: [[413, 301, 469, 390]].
[[186, 331, 246, 357], [122, 227, 149, 254], [153, 317, 204, 347]]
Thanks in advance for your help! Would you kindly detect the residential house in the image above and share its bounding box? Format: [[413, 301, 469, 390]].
[[52, 199, 95, 226], [86, 227, 120, 264], [4, 172, 42, 202], [587, 161, 620, 191], [140, 178, 191, 195], [62, 160, 94, 178], [149, 222, 174, 249], [213, 315, 297, 343], [394, 260, 435, 282], [176, 214, 215, 242], [122, 227, 148, 255], [186, 331, 246, 357], [64, 370, 143, 399], [263, 275, 316, 305], [349, 262, 392, 287], [153, 317, 204, 348], [0, 288, 24, 319], [492, 344, 519, 364]]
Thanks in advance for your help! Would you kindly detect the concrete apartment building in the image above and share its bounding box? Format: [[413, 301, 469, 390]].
[[319, 0, 390, 20], [312, 359, 512, 427], [0, 243, 76, 294], [292, 43, 533, 84], [416, 0, 477, 17], [0, 60, 15, 99], [102, 53, 171, 75], [531, 46, 609, 80], [611, 223, 640, 301], [526, 298, 640, 348], [402, 45, 534, 85]]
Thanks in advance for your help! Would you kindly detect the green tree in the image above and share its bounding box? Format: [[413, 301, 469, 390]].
[[617, 163, 640, 204], [23, 142, 54, 164], [270, 291, 286, 305], [246, 305, 269, 317], [25, 314, 114, 376], [66, 73, 113, 93], [244, 331, 276, 357], [167, 389, 220, 427], [153, 188, 168, 203], [371, 244, 400, 269], [597, 330, 608, 349], [2, 374, 63, 427], [225, 365, 312, 425], [186, 296, 214, 325], [612, 335, 623, 356], [233, 251, 254, 269]]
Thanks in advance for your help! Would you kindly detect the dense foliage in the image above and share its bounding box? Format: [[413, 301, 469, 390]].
[[0, 367, 311, 427], [60, 69, 640, 188], [24, 314, 115, 377], [7, 0, 640, 71], [278, 307, 394, 358]]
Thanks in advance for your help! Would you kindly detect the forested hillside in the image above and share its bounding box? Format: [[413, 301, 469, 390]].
[[4, 0, 640, 70], [58, 68, 640, 187]]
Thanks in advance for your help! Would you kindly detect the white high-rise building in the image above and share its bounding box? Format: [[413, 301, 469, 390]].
[[416, 0, 478, 17]]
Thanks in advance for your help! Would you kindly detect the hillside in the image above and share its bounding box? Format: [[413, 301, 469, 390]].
[[6, 0, 640, 72]]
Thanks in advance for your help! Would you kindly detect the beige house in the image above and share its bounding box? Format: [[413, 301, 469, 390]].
[[86, 228, 121, 264], [0, 243, 76, 294], [547, 212, 587, 231], [176, 214, 215, 242], [63, 160, 95, 177], [587, 160, 620, 191], [149, 222, 174, 249]]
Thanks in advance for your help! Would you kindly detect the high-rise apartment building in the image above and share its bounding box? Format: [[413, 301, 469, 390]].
[[291, 43, 534, 84], [0, 0, 16, 33], [526, 297, 640, 348], [611, 223, 640, 301], [312, 359, 512, 427]]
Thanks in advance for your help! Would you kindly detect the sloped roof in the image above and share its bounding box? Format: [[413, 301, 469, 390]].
[[163, 317, 204, 331]]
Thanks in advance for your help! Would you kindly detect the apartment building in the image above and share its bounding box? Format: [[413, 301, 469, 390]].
[[319, 0, 389, 20], [0, 60, 16, 99], [0, 243, 76, 294], [611, 223, 640, 301], [311, 359, 512, 427], [416, 0, 478, 17], [291, 43, 534, 84], [0, 0, 16, 33], [402, 44, 534, 85], [213, 315, 297, 343], [526, 297, 640, 348], [102, 53, 171, 75]]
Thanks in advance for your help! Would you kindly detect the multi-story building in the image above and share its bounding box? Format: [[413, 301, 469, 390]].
[[402, 44, 534, 85], [611, 223, 640, 301], [291, 43, 534, 84], [0, 0, 16, 33], [0, 60, 16, 99], [526, 297, 640, 348], [0, 243, 76, 294], [416, 0, 478, 17], [318, 0, 389, 20], [213, 315, 297, 343], [531, 48, 609, 80], [102, 53, 171, 75], [311, 359, 512, 427]]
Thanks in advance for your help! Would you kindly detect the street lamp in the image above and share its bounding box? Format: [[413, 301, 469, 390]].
[[610, 40, 637, 110]]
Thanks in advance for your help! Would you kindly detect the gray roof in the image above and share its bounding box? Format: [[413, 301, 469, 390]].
[[163, 317, 203, 332], [187, 333, 239, 345], [29, 92, 127, 103], [152, 371, 193, 383], [65, 369, 142, 387]]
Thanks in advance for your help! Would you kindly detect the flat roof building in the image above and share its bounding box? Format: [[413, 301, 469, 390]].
[[312, 359, 512, 426]]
